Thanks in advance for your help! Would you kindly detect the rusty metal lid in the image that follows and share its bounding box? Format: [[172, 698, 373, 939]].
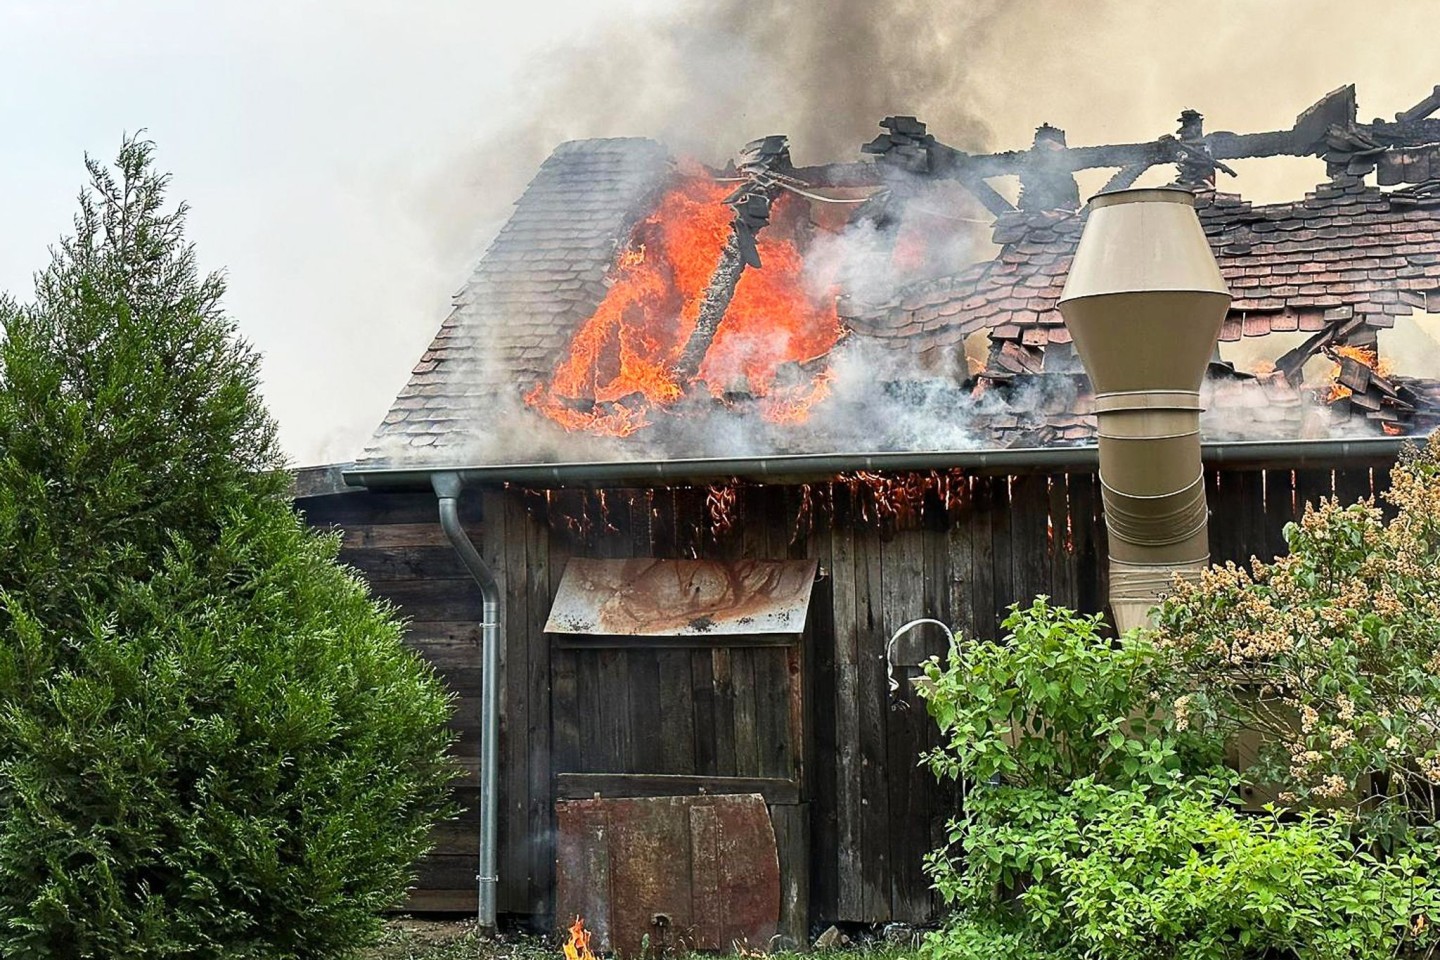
[[545, 558, 818, 636]]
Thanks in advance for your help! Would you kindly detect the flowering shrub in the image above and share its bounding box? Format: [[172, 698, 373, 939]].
[[1156, 434, 1440, 831], [920, 584, 1440, 960]]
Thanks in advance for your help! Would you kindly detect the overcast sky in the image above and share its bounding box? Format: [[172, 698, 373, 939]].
[[3, 1, 1438, 466]]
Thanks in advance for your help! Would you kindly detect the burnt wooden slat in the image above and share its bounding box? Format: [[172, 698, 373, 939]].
[[1010, 474, 1050, 610], [991, 478, 1015, 621], [554, 773, 800, 804], [1260, 468, 1296, 559], [1068, 473, 1103, 616], [1373, 466, 1398, 521], [1294, 468, 1336, 524], [1332, 465, 1375, 509], [946, 480, 977, 642], [1048, 475, 1080, 610], [651, 487, 679, 557], [969, 480, 998, 636]]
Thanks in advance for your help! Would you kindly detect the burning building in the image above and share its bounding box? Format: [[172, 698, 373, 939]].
[[293, 82, 1440, 946]]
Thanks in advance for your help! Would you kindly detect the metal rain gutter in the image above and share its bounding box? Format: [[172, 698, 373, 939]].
[[431, 471, 500, 935], [344, 437, 1409, 491]]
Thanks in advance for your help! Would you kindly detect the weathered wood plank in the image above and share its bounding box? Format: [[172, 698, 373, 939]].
[[830, 489, 865, 918], [339, 521, 460, 549], [731, 646, 760, 778], [298, 490, 479, 527], [629, 650, 665, 772], [710, 648, 739, 775], [338, 545, 470, 580], [886, 666, 939, 924], [769, 803, 811, 949], [1259, 468, 1296, 561], [691, 650, 719, 777], [1009, 474, 1050, 609], [968, 480, 998, 638], [596, 649, 634, 772], [657, 649, 698, 775], [499, 492, 530, 915], [523, 494, 554, 918], [367, 578, 485, 622], [552, 648, 581, 773], [854, 527, 892, 922]]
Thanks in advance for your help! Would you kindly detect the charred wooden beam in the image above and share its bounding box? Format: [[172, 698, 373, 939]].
[[1397, 85, 1440, 122], [674, 137, 789, 381]]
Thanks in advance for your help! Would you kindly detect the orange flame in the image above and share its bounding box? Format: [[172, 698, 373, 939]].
[[563, 917, 595, 960], [1323, 344, 1392, 403], [526, 172, 843, 436]]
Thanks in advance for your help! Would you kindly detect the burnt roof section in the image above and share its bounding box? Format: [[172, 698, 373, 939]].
[[845, 175, 1440, 360], [365, 138, 671, 459], [357, 84, 1440, 474]]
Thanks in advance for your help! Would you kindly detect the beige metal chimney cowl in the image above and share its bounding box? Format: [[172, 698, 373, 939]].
[[1058, 187, 1231, 633]]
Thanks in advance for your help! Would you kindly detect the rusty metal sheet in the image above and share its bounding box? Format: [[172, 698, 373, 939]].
[[545, 558, 817, 636], [555, 794, 780, 956]]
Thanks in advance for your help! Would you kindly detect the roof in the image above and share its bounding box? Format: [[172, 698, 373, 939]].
[[366, 138, 671, 459], [357, 121, 1440, 477], [845, 174, 1440, 358]]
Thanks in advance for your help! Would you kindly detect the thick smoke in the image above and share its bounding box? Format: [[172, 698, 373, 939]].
[[427, 0, 1009, 261], [383, 0, 1438, 466]]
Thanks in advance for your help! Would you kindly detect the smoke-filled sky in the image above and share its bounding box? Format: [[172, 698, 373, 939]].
[[2, 0, 1438, 465]]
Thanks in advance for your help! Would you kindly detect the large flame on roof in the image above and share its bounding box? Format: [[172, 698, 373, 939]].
[[525, 173, 843, 436]]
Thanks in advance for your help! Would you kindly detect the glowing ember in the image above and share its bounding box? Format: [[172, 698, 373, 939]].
[[563, 917, 595, 960], [1322, 343, 1391, 403], [526, 172, 843, 436]]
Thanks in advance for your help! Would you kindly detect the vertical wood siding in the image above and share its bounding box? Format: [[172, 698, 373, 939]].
[[295, 464, 1393, 923]]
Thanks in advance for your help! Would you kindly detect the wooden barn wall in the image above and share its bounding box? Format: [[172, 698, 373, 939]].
[[293, 463, 1394, 924]]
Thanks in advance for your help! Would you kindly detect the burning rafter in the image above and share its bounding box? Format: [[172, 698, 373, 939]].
[[673, 137, 790, 380]]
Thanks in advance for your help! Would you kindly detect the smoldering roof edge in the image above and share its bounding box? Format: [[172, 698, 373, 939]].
[[338, 436, 1410, 491]]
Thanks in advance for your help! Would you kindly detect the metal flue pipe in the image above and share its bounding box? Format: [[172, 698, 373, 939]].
[[432, 472, 501, 934], [1058, 187, 1231, 632]]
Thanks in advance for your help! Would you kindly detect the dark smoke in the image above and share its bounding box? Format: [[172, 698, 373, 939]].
[[425, 0, 1026, 265]]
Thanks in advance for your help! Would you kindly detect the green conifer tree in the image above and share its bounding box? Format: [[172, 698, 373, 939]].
[[0, 136, 456, 959]]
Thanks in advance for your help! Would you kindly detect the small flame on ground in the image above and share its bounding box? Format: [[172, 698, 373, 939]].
[[563, 917, 595, 960]]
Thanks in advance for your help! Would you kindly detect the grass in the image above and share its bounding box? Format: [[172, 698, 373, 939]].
[[360, 919, 926, 960]]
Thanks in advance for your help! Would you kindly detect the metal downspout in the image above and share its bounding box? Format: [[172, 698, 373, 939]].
[[432, 471, 500, 934]]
